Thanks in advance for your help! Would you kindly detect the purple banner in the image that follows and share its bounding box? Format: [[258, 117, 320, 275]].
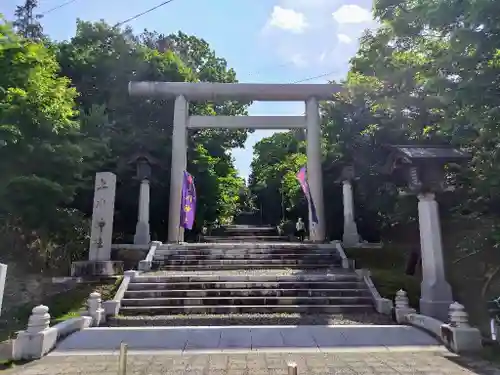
[[180, 171, 197, 230], [296, 167, 318, 224]]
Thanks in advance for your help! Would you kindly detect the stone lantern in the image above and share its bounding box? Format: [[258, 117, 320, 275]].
[[128, 151, 158, 245], [382, 145, 471, 321]]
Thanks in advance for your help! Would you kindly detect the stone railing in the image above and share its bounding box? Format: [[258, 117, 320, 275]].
[[330, 241, 392, 315], [394, 289, 482, 353], [355, 268, 393, 315], [12, 291, 107, 360], [138, 241, 162, 271], [332, 241, 351, 269], [102, 270, 139, 316]]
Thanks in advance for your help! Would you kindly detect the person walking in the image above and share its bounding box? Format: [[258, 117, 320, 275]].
[[296, 217, 306, 241]]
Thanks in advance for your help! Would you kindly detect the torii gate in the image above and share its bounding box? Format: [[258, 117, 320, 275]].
[[128, 81, 342, 242]]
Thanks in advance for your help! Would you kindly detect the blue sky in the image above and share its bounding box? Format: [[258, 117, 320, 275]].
[[1, 0, 377, 181]]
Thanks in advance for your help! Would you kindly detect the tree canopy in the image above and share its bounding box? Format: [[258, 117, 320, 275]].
[[4, 0, 500, 273], [249, 0, 500, 244], [0, 9, 248, 269]]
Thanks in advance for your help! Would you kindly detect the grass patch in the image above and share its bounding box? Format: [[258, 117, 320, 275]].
[[0, 277, 121, 341], [345, 246, 421, 307]]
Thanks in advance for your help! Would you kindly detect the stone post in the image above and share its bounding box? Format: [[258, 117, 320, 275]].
[[168, 95, 188, 242], [418, 193, 453, 321], [394, 289, 416, 323], [441, 302, 482, 353], [89, 172, 117, 261], [305, 97, 325, 242], [342, 180, 360, 247], [13, 305, 56, 360], [134, 179, 151, 245], [27, 305, 51, 333], [0, 263, 7, 316], [87, 292, 105, 326]]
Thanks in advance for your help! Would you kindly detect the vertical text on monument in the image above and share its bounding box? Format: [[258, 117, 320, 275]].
[[89, 172, 117, 261]]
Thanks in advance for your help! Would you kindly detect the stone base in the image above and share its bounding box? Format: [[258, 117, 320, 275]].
[[71, 261, 124, 277], [343, 222, 360, 247], [134, 221, 150, 245], [441, 324, 482, 353], [420, 298, 453, 322]]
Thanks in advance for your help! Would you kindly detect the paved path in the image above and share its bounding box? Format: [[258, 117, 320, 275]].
[[5, 350, 500, 374], [51, 325, 441, 353]]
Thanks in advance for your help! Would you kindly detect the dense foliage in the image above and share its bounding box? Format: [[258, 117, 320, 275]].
[[249, 0, 500, 246], [0, 5, 247, 270]]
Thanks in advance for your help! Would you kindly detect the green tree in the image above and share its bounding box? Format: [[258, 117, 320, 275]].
[[56, 21, 248, 239], [13, 0, 44, 41], [0, 17, 86, 268]]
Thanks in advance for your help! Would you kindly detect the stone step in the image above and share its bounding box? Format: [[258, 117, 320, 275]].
[[124, 288, 370, 298], [203, 236, 289, 242], [151, 263, 338, 271], [133, 273, 361, 284], [119, 304, 374, 315], [127, 281, 366, 291], [151, 258, 341, 267], [154, 251, 337, 259], [120, 296, 372, 307], [155, 253, 339, 260], [109, 312, 392, 327], [157, 243, 330, 251], [218, 226, 279, 236]]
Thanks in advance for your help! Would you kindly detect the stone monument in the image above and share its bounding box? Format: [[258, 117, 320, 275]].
[[382, 145, 471, 321], [71, 172, 123, 276]]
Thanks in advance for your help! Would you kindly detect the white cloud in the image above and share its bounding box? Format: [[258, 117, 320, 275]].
[[289, 53, 308, 67], [267, 6, 308, 33], [338, 33, 352, 43], [332, 4, 372, 24], [260, 0, 377, 70]]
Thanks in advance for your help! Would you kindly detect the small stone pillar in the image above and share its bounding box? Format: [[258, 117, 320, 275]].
[[13, 305, 56, 360], [0, 263, 7, 316], [441, 302, 482, 353], [394, 289, 416, 323], [129, 152, 157, 245], [87, 292, 105, 326], [342, 180, 360, 247], [27, 305, 51, 333], [134, 179, 151, 245], [418, 193, 453, 321]]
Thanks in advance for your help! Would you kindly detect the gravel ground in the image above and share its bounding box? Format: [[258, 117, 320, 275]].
[[5, 350, 500, 375], [109, 312, 394, 326]]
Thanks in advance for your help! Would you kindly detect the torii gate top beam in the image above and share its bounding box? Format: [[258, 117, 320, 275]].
[[128, 81, 342, 102]]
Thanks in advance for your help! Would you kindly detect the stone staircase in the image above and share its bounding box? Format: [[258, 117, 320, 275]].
[[112, 229, 379, 326], [203, 224, 289, 243]]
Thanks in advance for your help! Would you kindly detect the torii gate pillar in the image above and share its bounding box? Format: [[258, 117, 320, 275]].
[[129, 82, 342, 242]]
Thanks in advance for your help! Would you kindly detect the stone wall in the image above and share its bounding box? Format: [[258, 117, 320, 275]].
[[111, 246, 148, 271], [0, 262, 74, 317]]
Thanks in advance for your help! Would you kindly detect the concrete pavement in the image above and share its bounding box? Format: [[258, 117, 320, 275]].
[[51, 325, 441, 354]]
